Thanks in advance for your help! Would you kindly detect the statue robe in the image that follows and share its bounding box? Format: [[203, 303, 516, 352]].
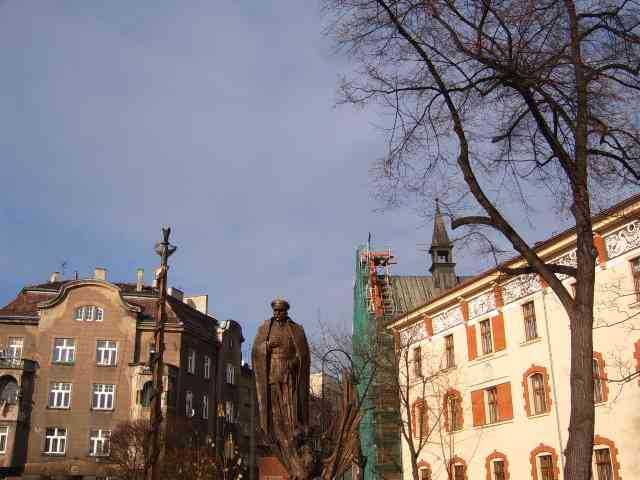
[[252, 317, 310, 436]]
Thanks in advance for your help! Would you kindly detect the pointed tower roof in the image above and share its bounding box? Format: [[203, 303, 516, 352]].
[[429, 200, 452, 252]]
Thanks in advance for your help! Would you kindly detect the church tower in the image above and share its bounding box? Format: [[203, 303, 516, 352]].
[[429, 201, 457, 290]]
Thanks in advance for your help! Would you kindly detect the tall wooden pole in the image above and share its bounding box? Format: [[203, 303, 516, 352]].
[[148, 227, 177, 480]]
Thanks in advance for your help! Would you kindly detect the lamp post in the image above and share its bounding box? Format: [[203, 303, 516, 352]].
[[148, 227, 177, 480]]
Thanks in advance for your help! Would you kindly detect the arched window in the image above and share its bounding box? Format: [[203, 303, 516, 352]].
[[0, 376, 19, 404], [529, 444, 559, 480], [593, 435, 621, 480], [140, 381, 153, 407], [522, 365, 551, 416], [485, 450, 509, 480], [448, 456, 467, 480]]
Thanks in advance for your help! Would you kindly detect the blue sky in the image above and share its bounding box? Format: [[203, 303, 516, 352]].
[[0, 1, 619, 359]]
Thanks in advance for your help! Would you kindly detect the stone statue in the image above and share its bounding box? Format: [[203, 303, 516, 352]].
[[252, 298, 310, 438], [252, 298, 362, 480]]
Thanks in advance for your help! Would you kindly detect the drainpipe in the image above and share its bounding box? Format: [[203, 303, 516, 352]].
[[540, 288, 565, 473]]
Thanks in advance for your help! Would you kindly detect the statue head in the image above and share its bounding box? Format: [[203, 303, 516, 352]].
[[271, 298, 290, 322]]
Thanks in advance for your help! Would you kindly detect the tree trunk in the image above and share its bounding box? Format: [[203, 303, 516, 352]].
[[563, 205, 596, 479]]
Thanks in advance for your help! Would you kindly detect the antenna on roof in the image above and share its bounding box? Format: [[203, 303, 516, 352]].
[[60, 260, 68, 278]]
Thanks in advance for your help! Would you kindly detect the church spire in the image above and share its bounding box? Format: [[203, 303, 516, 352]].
[[429, 200, 457, 290]]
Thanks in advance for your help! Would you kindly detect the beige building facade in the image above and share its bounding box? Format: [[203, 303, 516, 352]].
[[390, 195, 640, 480], [0, 267, 255, 479]]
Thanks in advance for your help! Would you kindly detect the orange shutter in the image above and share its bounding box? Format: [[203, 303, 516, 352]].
[[496, 382, 513, 421], [466, 325, 477, 360], [471, 389, 485, 426], [492, 313, 506, 351]]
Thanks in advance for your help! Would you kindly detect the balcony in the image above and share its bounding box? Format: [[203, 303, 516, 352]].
[[0, 358, 37, 372]]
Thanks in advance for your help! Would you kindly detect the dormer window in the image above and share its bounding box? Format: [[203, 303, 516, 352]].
[[75, 306, 104, 322]]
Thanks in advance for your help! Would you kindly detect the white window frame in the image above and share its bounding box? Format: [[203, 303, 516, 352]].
[[96, 340, 118, 366], [75, 305, 104, 322], [92, 384, 115, 410], [186, 391, 194, 417], [44, 427, 66, 455], [89, 429, 111, 457], [187, 349, 196, 374], [0, 426, 8, 453], [225, 400, 234, 422], [53, 338, 75, 363], [48, 382, 71, 409], [226, 363, 235, 385], [204, 355, 211, 379], [203, 394, 209, 419], [7, 337, 23, 361]]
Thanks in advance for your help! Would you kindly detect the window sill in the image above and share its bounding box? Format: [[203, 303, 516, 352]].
[[520, 337, 542, 347], [43, 453, 66, 457], [51, 362, 75, 366], [474, 418, 514, 430], [527, 411, 551, 420], [440, 366, 456, 373], [46, 407, 71, 410], [96, 364, 118, 368], [595, 400, 608, 407], [469, 351, 508, 365], [91, 409, 115, 412]]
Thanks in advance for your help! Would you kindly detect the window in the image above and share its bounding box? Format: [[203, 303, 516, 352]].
[[0, 426, 7, 453], [48, 382, 71, 409], [226, 364, 235, 384], [187, 349, 196, 374], [444, 334, 455, 368], [44, 427, 66, 455], [53, 338, 75, 363], [203, 395, 209, 419], [480, 319, 493, 354], [224, 432, 234, 459], [538, 454, 555, 480], [487, 387, 498, 424], [413, 346, 423, 378], [418, 467, 431, 480], [492, 460, 505, 480], [594, 448, 613, 480], [0, 378, 18, 405], [140, 381, 153, 407], [531, 373, 547, 414], [186, 391, 194, 417], [92, 384, 115, 410], [204, 355, 211, 379], [453, 464, 465, 480], [7, 337, 23, 361], [96, 341, 117, 366], [522, 301, 538, 341], [225, 400, 234, 422], [447, 393, 462, 431], [89, 429, 110, 456], [632, 257, 640, 302], [593, 358, 605, 403], [75, 306, 104, 322]]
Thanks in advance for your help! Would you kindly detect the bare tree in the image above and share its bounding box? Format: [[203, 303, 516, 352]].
[[323, 1, 639, 477], [108, 419, 153, 480]]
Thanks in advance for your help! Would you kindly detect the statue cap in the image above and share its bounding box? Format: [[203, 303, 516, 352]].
[[270, 298, 290, 310]]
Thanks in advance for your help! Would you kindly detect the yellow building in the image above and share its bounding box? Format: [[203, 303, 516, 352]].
[[389, 194, 640, 480]]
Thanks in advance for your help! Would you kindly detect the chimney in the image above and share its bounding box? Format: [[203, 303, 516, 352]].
[[94, 267, 108, 281], [168, 287, 184, 302], [136, 268, 144, 292], [50, 272, 61, 283]]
